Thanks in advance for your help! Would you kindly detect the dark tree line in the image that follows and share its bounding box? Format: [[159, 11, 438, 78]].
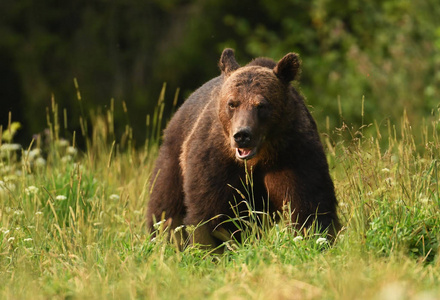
[[1, 0, 439, 146]]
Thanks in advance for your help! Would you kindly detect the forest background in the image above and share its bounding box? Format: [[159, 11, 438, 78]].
[[1, 0, 440, 146]]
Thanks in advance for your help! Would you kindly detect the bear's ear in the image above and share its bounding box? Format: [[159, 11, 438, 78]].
[[219, 48, 240, 76], [273, 53, 301, 83]]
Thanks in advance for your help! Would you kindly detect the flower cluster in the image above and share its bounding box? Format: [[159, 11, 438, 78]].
[[0, 143, 21, 153], [0, 143, 23, 184], [25, 185, 39, 196], [0, 179, 16, 198], [55, 139, 78, 164], [23, 148, 46, 168]]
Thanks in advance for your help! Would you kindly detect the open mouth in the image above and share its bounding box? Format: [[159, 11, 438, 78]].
[[235, 147, 257, 160]]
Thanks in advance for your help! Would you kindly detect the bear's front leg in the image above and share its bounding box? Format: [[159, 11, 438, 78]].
[[182, 185, 235, 253], [181, 160, 242, 252], [263, 169, 308, 226], [264, 167, 339, 236]]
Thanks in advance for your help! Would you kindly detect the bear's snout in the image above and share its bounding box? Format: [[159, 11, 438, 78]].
[[232, 127, 259, 160], [233, 128, 252, 148]]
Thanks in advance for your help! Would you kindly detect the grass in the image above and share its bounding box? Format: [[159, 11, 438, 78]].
[[0, 94, 440, 299]]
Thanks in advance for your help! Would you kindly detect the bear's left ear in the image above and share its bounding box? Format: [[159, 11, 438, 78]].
[[219, 48, 240, 76], [273, 53, 301, 84]]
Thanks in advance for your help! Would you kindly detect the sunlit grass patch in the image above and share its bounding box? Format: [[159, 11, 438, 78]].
[[0, 93, 440, 299]]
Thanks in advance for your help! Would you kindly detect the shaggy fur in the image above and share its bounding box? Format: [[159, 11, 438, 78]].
[[147, 48, 339, 249]]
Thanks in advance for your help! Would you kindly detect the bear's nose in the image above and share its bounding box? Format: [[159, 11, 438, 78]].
[[233, 128, 252, 147]]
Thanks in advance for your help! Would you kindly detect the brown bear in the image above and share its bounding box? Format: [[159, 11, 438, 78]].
[[147, 48, 339, 250]]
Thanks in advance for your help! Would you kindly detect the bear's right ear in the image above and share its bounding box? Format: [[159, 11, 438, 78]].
[[273, 53, 301, 84], [219, 48, 240, 76]]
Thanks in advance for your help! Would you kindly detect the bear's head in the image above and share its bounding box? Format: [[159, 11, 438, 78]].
[[218, 48, 300, 165]]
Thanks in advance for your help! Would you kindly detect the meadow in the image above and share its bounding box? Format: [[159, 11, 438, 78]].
[[0, 94, 439, 299]]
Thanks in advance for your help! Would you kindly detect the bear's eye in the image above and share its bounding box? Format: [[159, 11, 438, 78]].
[[256, 99, 270, 110], [257, 103, 267, 110], [256, 99, 271, 119], [227, 100, 239, 109]]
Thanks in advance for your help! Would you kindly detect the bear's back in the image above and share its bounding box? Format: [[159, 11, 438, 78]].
[[162, 76, 223, 146]]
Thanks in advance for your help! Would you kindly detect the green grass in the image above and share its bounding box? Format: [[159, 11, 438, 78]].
[[0, 98, 440, 299]]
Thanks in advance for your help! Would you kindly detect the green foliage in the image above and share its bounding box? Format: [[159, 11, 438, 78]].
[[1, 0, 439, 144]]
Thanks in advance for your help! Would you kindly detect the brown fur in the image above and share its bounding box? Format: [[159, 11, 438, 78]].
[[147, 48, 340, 250]]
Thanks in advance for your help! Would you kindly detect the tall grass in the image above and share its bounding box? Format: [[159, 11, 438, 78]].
[[0, 92, 439, 299]]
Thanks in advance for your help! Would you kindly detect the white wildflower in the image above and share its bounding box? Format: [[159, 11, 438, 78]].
[[339, 202, 348, 208], [109, 194, 120, 201], [293, 236, 303, 243], [56, 195, 67, 201], [13, 210, 24, 216], [24, 238, 33, 242], [420, 197, 430, 204], [35, 157, 46, 167], [25, 185, 39, 195], [30, 148, 41, 159], [24, 149, 41, 160], [381, 168, 390, 173], [35, 211, 43, 216], [174, 225, 185, 233], [7, 237, 15, 242], [73, 163, 85, 172], [316, 237, 329, 246], [67, 146, 78, 156], [56, 139, 69, 147], [2, 229, 10, 235], [61, 155, 72, 163], [0, 143, 21, 152], [153, 220, 166, 229]]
